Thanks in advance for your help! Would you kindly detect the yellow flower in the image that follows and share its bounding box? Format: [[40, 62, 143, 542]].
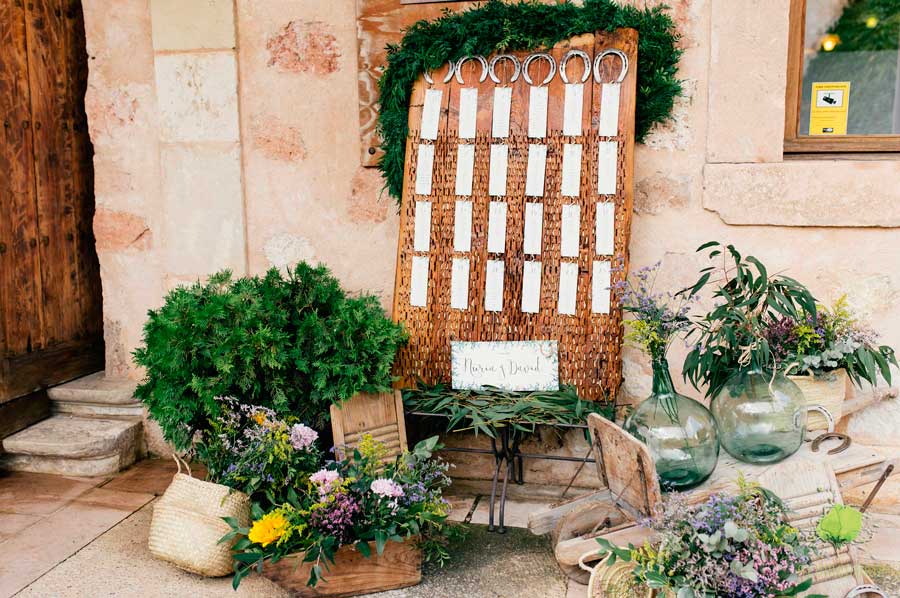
[[253, 412, 267, 425], [248, 511, 290, 547]]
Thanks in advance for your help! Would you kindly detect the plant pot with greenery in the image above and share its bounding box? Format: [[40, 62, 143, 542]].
[[615, 261, 719, 492], [762, 296, 896, 432], [681, 243, 817, 465]]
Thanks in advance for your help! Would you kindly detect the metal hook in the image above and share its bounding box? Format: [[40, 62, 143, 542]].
[[488, 54, 521, 85], [423, 60, 455, 86], [560, 49, 591, 84], [454, 55, 489, 85], [593, 48, 629, 84], [522, 52, 556, 87]]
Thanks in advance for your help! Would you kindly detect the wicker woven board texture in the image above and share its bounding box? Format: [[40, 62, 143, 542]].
[[392, 29, 638, 403]]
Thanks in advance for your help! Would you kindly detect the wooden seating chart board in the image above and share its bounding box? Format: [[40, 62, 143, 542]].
[[391, 29, 638, 402]]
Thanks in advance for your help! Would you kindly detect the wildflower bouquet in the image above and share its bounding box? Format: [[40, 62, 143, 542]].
[[597, 481, 824, 598], [225, 435, 456, 589], [762, 296, 896, 388], [194, 398, 322, 508]]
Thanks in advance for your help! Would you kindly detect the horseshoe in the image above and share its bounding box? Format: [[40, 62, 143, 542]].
[[593, 48, 629, 84], [488, 54, 521, 85], [423, 60, 455, 85], [811, 432, 851, 455], [522, 52, 557, 86], [454, 55, 489, 85], [560, 49, 591, 84]]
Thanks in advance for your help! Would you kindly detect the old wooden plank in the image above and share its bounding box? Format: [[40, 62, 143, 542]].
[[0, 337, 103, 403], [0, 0, 45, 356], [0, 389, 50, 441], [25, 0, 79, 346], [527, 489, 610, 536], [330, 391, 408, 460]]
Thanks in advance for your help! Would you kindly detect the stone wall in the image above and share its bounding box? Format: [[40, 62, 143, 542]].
[[81, 0, 900, 480]]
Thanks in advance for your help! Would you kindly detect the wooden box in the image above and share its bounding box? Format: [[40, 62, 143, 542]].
[[261, 538, 422, 597]]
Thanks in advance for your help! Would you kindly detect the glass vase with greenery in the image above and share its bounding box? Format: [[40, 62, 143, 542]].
[[616, 261, 719, 491], [681, 243, 816, 464]]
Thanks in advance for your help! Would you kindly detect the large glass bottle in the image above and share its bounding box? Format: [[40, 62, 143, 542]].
[[712, 368, 806, 464], [625, 358, 719, 491]]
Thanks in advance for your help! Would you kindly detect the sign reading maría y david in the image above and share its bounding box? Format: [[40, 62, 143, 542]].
[[450, 340, 560, 391]]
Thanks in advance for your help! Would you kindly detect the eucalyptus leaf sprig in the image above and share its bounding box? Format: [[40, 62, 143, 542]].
[[679, 242, 818, 398], [403, 384, 612, 438]]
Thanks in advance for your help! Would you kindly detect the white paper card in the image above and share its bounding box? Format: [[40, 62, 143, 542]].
[[485, 259, 505, 311], [458, 87, 478, 139], [598, 83, 621, 136], [489, 144, 509, 197], [558, 262, 578, 315], [528, 86, 548, 138], [523, 202, 543, 255], [521, 261, 542, 313], [487, 202, 507, 253], [415, 144, 434, 196], [451, 258, 470, 310], [597, 141, 618, 196], [454, 201, 473, 252], [413, 201, 431, 252], [450, 340, 559, 391], [592, 260, 611, 314], [410, 256, 429, 307], [421, 88, 443, 140], [561, 204, 581, 258], [561, 143, 582, 197], [492, 87, 512, 138], [596, 202, 615, 255], [563, 83, 584, 136], [455, 144, 475, 196], [525, 144, 548, 197]]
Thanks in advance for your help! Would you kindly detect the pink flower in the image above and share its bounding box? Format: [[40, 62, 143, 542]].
[[290, 423, 318, 450], [310, 469, 340, 495], [370, 478, 404, 498]]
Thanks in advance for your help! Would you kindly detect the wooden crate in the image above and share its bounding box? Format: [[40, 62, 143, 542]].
[[261, 538, 422, 597]]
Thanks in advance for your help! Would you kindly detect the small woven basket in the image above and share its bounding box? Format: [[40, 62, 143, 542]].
[[148, 456, 250, 577], [789, 368, 848, 432], [581, 553, 663, 598]]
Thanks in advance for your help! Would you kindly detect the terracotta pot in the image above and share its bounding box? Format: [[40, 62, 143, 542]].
[[261, 537, 422, 598], [788, 368, 848, 431]]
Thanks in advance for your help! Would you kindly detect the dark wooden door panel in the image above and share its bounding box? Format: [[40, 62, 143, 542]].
[[0, 0, 103, 405]]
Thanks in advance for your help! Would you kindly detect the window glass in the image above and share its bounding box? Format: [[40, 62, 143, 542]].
[[800, 0, 900, 135]]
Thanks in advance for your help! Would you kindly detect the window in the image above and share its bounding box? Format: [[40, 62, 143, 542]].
[[785, 0, 900, 152]]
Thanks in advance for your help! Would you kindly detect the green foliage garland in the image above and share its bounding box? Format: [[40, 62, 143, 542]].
[[378, 0, 683, 201], [133, 263, 407, 450]]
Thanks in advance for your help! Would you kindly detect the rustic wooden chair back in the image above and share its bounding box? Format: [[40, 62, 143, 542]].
[[586, 413, 663, 521], [330, 391, 409, 462]]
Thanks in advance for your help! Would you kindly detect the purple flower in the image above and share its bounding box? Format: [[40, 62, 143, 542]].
[[289, 423, 318, 450], [310, 491, 361, 544], [310, 469, 341, 495]]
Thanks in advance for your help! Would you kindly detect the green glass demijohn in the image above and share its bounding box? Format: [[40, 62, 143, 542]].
[[625, 358, 720, 492], [711, 368, 807, 464]]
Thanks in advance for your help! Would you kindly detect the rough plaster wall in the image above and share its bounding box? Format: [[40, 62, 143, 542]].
[[81, 0, 900, 481]]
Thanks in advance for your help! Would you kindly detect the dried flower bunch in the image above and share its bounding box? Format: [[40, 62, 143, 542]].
[[612, 259, 696, 362], [762, 296, 896, 387], [597, 478, 823, 598], [225, 435, 459, 589]]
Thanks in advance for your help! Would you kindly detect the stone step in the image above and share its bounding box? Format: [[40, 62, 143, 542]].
[[0, 415, 141, 477], [47, 371, 139, 405], [52, 400, 144, 420]]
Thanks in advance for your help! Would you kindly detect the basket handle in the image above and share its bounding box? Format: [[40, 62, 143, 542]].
[[578, 550, 600, 573], [172, 453, 193, 478]]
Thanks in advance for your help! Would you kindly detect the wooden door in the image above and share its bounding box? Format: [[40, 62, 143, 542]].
[[0, 0, 103, 412]]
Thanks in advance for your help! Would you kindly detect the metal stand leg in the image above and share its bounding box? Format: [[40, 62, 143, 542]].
[[498, 456, 513, 534], [487, 436, 502, 532]]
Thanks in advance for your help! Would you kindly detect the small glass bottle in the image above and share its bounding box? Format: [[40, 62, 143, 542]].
[[625, 358, 720, 491]]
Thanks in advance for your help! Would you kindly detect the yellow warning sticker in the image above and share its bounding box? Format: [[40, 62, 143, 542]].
[[809, 82, 850, 135]]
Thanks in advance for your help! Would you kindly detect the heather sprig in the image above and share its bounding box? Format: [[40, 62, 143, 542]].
[[613, 258, 696, 361]]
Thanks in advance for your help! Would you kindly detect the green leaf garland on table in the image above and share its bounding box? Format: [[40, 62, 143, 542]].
[[377, 0, 684, 202], [403, 383, 613, 437]]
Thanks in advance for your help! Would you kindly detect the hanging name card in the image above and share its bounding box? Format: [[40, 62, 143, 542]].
[[451, 340, 560, 391], [450, 257, 470, 310], [592, 260, 611, 314], [521, 260, 542, 313], [597, 141, 618, 196], [489, 144, 509, 197], [560, 204, 580, 258], [413, 201, 431, 252], [421, 89, 443, 140], [525, 144, 548, 197], [558, 261, 578, 315], [523, 202, 543, 255], [458, 88, 478, 139], [597, 83, 621, 137], [596, 201, 615, 255], [487, 201, 507, 253], [455, 144, 475, 196], [492, 87, 512, 138], [484, 259, 505, 312], [528, 86, 549, 138], [454, 200, 473, 252], [560, 143, 582, 197], [415, 144, 434, 196], [563, 83, 584, 136]]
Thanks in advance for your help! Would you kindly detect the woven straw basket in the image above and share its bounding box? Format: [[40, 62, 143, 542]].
[[148, 456, 250, 577], [581, 553, 669, 598], [789, 368, 848, 432]]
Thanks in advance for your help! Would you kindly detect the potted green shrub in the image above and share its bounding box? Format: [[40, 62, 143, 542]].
[[762, 296, 896, 431], [681, 243, 816, 464]]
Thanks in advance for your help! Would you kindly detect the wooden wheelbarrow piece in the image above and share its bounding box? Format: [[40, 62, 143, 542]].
[[330, 391, 408, 461]]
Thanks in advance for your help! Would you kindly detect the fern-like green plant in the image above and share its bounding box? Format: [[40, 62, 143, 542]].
[[133, 263, 407, 450]]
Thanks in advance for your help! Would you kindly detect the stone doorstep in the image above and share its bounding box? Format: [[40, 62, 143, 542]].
[[0, 416, 141, 477], [47, 371, 139, 405], [52, 400, 144, 420]]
